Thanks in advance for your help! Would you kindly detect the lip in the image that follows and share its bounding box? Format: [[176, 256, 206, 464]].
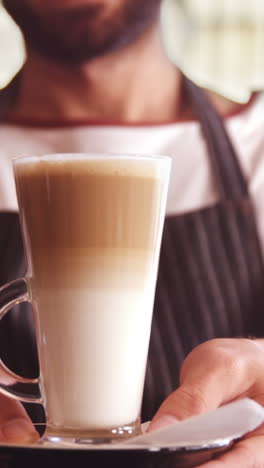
[[39, 0, 104, 9]]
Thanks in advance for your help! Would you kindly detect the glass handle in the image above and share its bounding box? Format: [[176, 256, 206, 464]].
[[0, 278, 42, 403]]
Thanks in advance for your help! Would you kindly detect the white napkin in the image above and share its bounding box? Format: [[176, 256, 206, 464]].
[[122, 398, 264, 448]]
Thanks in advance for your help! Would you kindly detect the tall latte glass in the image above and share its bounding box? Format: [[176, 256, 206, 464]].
[[0, 154, 171, 444]]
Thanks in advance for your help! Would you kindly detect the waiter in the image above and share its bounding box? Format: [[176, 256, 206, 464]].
[[0, 0, 264, 465]]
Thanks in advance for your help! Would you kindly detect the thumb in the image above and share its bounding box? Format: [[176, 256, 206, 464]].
[[148, 338, 260, 432], [0, 393, 39, 443], [148, 379, 219, 432]]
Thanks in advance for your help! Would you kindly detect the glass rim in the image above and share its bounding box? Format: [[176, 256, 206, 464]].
[[12, 152, 171, 166]]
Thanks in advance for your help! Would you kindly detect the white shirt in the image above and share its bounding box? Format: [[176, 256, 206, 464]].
[[1, 93, 264, 248]]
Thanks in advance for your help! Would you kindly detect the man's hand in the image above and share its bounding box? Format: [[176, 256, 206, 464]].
[[0, 369, 39, 443], [148, 338, 264, 467]]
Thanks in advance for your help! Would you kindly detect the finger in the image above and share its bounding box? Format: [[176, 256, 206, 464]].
[[148, 379, 222, 431], [196, 426, 264, 467], [0, 393, 39, 443], [149, 339, 264, 431]]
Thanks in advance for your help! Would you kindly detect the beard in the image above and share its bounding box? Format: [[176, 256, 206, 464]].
[[3, 0, 161, 65]]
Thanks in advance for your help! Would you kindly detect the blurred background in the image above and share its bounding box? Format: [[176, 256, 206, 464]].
[[0, 0, 264, 103]]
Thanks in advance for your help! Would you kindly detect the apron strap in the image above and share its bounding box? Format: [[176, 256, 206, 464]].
[[183, 75, 249, 201]]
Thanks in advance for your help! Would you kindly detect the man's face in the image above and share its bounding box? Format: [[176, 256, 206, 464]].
[[3, 0, 161, 64]]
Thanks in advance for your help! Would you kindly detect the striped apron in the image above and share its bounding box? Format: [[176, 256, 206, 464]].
[[142, 77, 264, 420]]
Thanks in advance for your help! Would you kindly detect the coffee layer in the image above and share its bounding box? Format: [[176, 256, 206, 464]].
[[15, 157, 165, 250], [30, 248, 155, 289]]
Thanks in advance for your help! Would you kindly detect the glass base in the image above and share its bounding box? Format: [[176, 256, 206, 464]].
[[41, 418, 141, 445]]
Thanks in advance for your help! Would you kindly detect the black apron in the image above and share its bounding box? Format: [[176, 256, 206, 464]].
[[0, 75, 264, 425]]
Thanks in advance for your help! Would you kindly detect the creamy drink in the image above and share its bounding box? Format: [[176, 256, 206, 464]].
[[11, 154, 170, 441]]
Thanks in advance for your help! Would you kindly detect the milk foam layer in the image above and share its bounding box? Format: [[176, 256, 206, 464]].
[[15, 154, 168, 178]]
